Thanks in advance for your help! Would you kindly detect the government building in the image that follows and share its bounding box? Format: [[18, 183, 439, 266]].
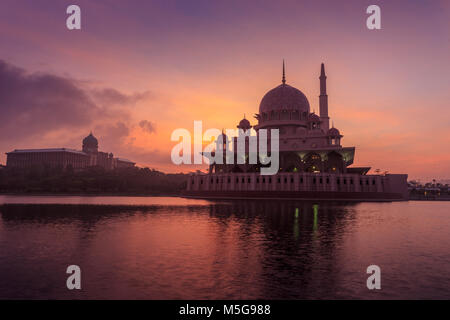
[[6, 133, 135, 170], [184, 63, 408, 201]]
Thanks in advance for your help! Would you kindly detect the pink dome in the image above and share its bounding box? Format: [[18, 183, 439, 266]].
[[259, 84, 310, 115], [237, 117, 251, 130], [328, 127, 340, 136], [308, 113, 320, 122]]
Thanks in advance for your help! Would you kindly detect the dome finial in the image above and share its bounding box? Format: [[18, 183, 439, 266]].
[[282, 59, 286, 84]]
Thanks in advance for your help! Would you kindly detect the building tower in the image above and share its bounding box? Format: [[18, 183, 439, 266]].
[[319, 63, 330, 131]]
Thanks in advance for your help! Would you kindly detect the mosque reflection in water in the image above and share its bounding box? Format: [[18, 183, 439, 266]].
[[205, 201, 359, 299], [208, 200, 355, 238]]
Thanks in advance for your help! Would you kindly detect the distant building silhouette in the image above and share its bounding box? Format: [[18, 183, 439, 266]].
[[6, 133, 135, 170]]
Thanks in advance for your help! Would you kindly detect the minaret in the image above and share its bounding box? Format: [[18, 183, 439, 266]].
[[282, 60, 286, 84], [319, 63, 330, 130]]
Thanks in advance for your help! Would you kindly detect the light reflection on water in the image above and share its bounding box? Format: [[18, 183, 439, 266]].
[[0, 196, 449, 299]]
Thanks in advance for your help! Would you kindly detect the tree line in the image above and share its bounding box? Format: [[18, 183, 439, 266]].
[[0, 165, 189, 195]]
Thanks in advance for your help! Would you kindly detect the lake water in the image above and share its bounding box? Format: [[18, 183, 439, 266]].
[[0, 195, 449, 299]]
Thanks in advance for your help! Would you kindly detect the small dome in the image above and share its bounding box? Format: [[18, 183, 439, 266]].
[[237, 117, 251, 130], [259, 84, 310, 115], [308, 113, 320, 122], [82, 132, 99, 153], [328, 127, 340, 136], [83, 133, 98, 146]]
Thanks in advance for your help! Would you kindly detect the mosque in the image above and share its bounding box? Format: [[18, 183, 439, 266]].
[[6, 133, 135, 170], [184, 63, 408, 201]]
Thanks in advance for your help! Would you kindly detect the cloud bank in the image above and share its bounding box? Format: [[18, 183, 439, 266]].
[[0, 59, 160, 167]]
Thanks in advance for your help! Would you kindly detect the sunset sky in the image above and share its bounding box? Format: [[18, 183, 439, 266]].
[[0, 0, 448, 181]]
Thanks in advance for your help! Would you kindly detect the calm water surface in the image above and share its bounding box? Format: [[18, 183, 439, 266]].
[[0, 195, 449, 299]]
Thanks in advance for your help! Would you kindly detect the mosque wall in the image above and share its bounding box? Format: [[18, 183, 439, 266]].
[[186, 172, 408, 200]]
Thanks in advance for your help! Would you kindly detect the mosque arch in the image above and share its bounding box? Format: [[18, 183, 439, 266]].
[[304, 152, 322, 172], [281, 152, 302, 172], [325, 151, 344, 173], [270, 110, 277, 120]]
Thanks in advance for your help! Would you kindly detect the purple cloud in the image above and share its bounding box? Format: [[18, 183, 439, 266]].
[[138, 120, 156, 134], [0, 59, 154, 165], [0, 59, 151, 140]]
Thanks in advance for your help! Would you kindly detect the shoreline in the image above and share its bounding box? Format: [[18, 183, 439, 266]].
[[0, 192, 181, 197], [0, 192, 450, 202]]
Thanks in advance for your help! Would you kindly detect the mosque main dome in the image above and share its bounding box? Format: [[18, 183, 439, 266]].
[[259, 83, 310, 116]]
